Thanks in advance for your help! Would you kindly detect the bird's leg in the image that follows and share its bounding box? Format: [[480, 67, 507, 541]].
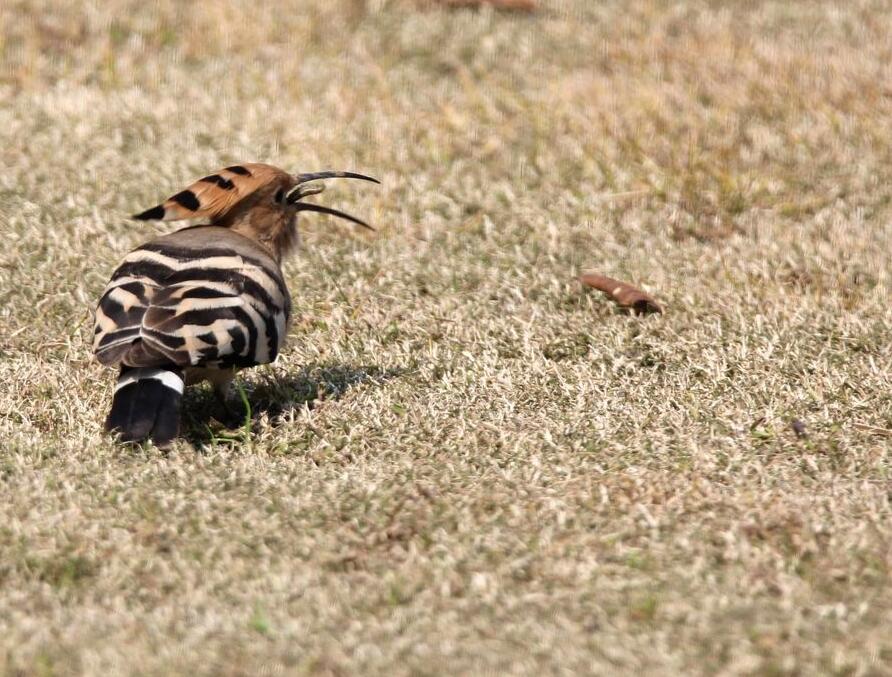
[[208, 370, 248, 428]]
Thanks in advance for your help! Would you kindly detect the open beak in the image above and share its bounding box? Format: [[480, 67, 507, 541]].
[[287, 170, 379, 230]]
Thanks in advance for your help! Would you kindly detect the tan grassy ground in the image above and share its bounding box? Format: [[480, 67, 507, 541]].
[[1, 1, 892, 674]]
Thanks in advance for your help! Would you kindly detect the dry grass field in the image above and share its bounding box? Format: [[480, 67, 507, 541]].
[[1, 0, 892, 674]]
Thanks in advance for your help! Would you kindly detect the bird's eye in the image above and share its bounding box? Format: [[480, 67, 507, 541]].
[[274, 188, 286, 204]]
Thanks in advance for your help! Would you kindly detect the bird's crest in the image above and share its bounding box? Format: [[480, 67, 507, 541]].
[[133, 163, 290, 222], [133, 163, 380, 229]]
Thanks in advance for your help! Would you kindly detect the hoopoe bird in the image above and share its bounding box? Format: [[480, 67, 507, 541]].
[[93, 163, 378, 446]]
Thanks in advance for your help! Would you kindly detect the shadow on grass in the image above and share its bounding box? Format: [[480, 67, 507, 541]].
[[180, 363, 403, 446]]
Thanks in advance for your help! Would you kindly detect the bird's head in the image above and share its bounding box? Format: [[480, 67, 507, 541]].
[[133, 163, 378, 261]]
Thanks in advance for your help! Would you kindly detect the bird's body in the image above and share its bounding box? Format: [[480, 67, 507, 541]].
[[93, 162, 377, 445], [94, 226, 291, 373]]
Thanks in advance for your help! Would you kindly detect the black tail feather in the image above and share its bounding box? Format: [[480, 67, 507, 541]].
[[105, 367, 184, 446]]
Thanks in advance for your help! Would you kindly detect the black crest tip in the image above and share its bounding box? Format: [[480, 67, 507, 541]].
[[132, 205, 166, 221]]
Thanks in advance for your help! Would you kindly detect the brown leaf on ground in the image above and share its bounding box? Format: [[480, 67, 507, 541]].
[[434, 0, 537, 10], [580, 273, 664, 315]]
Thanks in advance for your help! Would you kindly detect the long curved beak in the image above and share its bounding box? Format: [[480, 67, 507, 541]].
[[288, 170, 378, 230]]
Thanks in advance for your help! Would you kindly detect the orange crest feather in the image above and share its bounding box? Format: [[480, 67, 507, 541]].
[[133, 163, 289, 222]]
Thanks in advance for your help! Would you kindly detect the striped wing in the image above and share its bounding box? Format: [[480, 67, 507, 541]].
[[132, 163, 289, 223], [94, 237, 290, 370]]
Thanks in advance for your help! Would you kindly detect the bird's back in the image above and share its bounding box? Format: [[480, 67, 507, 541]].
[[93, 225, 291, 371]]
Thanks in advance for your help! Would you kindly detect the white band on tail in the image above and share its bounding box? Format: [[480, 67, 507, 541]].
[[115, 368, 185, 395]]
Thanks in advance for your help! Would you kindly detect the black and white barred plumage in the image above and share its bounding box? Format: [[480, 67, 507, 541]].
[[94, 229, 291, 370], [93, 163, 377, 446]]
